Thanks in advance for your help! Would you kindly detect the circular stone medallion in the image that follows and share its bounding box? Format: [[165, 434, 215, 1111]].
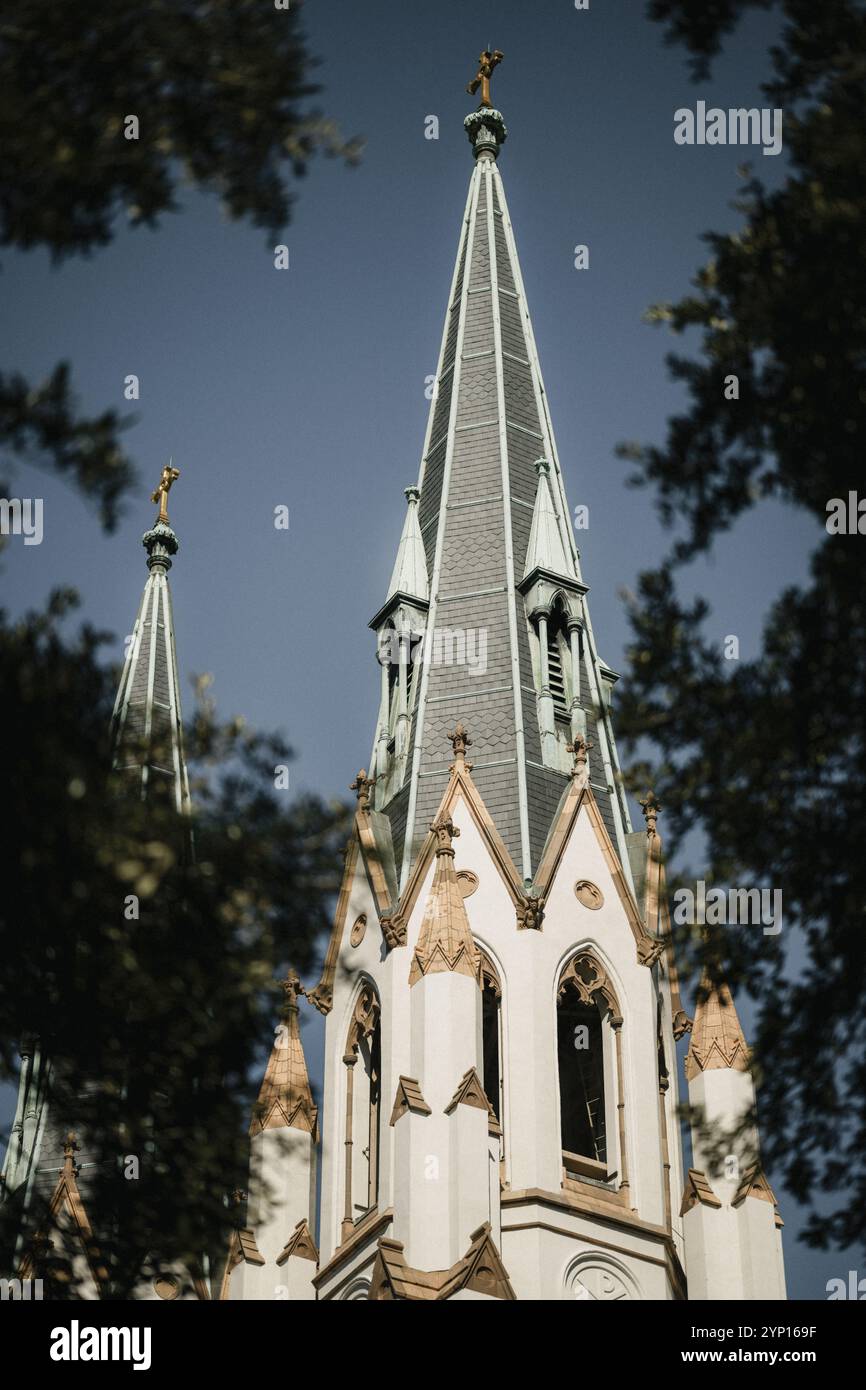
[[349, 913, 367, 947], [574, 880, 604, 910], [456, 870, 479, 898]]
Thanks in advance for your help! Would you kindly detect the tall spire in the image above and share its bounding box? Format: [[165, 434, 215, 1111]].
[[111, 466, 191, 818], [371, 75, 632, 888]]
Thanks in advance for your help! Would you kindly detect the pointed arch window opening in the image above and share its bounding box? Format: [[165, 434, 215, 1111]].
[[556, 954, 628, 1195], [341, 986, 381, 1241], [479, 953, 503, 1127], [383, 624, 423, 761]]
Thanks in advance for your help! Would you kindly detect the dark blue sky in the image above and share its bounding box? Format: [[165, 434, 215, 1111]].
[[3, 1, 837, 1297]]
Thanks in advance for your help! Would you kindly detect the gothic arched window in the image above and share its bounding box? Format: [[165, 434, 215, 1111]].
[[478, 951, 503, 1126], [556, 954, 626, 1188], [341, 985, 381, 1239]]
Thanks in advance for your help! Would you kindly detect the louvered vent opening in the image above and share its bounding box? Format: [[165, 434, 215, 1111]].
[[547, 630, 569, 721]]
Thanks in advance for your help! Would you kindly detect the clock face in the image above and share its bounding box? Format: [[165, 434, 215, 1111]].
[[572, 1265, 631, 1301]]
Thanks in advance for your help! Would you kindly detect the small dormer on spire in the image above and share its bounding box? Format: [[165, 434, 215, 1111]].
[[522, 459, 575, 589], [369, 488, 431, 803], [385, 487, 429, 609]]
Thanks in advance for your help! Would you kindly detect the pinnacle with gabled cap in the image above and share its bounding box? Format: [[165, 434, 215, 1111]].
[[250, 971, 318, 1136], [409, 809, 480, 987], [685, 972, 750, 1081]]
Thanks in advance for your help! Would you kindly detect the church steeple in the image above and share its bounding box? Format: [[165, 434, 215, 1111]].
[[111, 465, 191, 818], [372, 80, 632, 889]]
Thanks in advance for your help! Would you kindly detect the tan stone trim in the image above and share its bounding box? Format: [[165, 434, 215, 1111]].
[[277, 1218, 319, 1266], [680, 1167, 722, 1216], [535, 782, 659, 964], [685, 974, 750, 1080], [308, 834, 360, 1014], [369, 1222, 516, 1301], [657, 859, 690, 1033], [732, 1164, 778, 1210], [389, 1075, 432, 1125], [217, 1225, 265, 1301], [501, 1221, 670, 1275], [584, 792, 662, 964], [237, 1228, 265, 1265], [502, 1186, 662, 1240], [317, 1251, 378, 1301], [444, 1066, 491, 1116], [395, 767, 524, 937], [500, 1192, 687, 1298], [354, 808, 395, 920], [19, 1136, 108, 1292], [533, 776, 584, 897], [313, 1207, 394, 1289]]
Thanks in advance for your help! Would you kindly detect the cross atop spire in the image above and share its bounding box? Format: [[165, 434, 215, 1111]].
[[151, 460, 180, 527], [466, 48, 504, 108]]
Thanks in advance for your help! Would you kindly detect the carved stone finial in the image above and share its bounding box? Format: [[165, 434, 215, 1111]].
[[430, 814, 460, 857], [447, 722, 473, 768], [639, 789, 661, 835], [672, 1009, 693, 1041], [466, 48, 504, 107], [150, 460, 180, 526], [62, 1132, 80, 1177], [565, 733, 592, 777], [350, 769, 376, 811], [279, 968, 304, 1011]]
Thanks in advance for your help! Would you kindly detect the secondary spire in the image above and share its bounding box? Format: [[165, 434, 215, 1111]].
[[110, 464, 191, 818]]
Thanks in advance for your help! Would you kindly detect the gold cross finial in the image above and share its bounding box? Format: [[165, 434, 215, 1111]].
[[466, 48, 504, 107], [151, 460, 180, 525]]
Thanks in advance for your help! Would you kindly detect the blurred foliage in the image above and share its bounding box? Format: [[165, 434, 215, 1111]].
[[0, 0, 359, 1294], [626, 0, 866, 1251], [0, 590, 350, 1295], [0, 0, 361, 525]]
